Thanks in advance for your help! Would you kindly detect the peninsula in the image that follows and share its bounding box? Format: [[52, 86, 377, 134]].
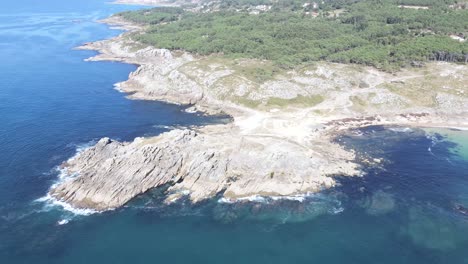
[[51, 0, 468, 211]]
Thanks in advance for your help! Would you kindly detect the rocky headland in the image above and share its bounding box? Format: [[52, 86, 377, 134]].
[[50, 15, 468, 211]]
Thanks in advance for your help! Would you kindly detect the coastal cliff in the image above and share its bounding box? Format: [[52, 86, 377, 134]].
[[50, 16, 468, 211]]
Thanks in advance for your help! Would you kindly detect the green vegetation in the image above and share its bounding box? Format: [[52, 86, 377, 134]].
[[231, 61, 278, 83], [393, 0, 458, 6], [234, 96, 262, 108], [119, 1, 468, 70], [117, 7, 184, 24], [266, 95, 325, 107]]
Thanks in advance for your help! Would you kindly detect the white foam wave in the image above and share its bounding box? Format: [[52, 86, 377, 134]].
[[184, 108, 197, 114], [389, 127, 413, 133], [218, 193, 318, 204], [428, 147, 436, 156], [352, 130, 364, 137], [218, 195, 266, 204], [153, 125, 177, 130], [57, 219, 70, 225], [270, 195, 307, 202], [426, 134, 440, 145], [330, 206, 344, 214], [34, 140, 101, 216], [66, 140, 97, 163], [45, 166, 79, 191], [425, 133, 443, 156], [35, 194, 98, 216], [76, 140, 96, 152]]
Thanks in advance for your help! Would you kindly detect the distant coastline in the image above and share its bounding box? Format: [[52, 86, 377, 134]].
[[112, 0, 201, 6]]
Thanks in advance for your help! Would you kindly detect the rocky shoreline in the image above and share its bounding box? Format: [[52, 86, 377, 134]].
[[49, 15, 468, 211], [51, 127, 360, 210]]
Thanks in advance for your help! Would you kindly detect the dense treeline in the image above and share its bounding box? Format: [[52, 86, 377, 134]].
[[117, 7, 184, 24], [218, 0, 271, 8], [392, 0, 458, 6], [121, 0, 468, 70]]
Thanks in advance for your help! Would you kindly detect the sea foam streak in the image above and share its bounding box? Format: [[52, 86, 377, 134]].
[[57, 219, 70, 225], [66, 139, 97, 162], [218, 193, 345, 216], [389, 127, 413, 133], [425, 133, 443, 156], [35, 140, 101, 216], [219, 193, 322, 204], [35, 194, 98, 216]]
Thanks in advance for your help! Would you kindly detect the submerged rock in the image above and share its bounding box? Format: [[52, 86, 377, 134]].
[[404, 206, 468, 251], [365, 190, 396, 215], [212, 194, 344, 224], [454, 203, 468, 216]]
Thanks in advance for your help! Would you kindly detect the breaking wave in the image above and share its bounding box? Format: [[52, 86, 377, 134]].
[[34, 140, 102, 216], [34, 194, 98, 216]]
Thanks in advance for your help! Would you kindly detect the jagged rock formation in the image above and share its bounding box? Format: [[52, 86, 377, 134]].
[[51, 17, 468, 211], [51, 127, 359, 210]]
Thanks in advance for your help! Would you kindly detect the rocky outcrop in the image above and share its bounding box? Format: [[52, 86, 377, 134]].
[[78, 37, 229, 114], [53, 16, 468, 211], [51, 126, 359, 210]]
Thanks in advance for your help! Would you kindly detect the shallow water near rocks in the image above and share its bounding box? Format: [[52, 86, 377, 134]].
[[1, 1, 468, 263]]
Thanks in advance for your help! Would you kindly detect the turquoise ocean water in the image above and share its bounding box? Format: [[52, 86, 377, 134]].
[[1, 1, 468, 263]]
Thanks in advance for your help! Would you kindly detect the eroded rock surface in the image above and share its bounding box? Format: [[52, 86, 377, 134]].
[[51, 127, 359, 210], [52, 17, 468, 211]]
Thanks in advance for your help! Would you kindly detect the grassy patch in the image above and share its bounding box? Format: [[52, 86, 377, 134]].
[[350, 95, 368, 107], [266, 95, 324, 107], [381, 82, 436, 106], [128, 42, 149, 53], [231, 61, 280, 83], [234, 96, 262, 108]]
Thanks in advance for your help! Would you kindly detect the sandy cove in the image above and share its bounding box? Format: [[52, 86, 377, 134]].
[[49, 16, 468, 211]]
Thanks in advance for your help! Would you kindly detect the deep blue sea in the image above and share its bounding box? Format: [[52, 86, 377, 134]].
[[1, 1, 468, 263]]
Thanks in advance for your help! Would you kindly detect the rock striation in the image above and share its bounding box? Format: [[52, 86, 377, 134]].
[[50, 16, 468, 211], [51, 126, 359, 210]]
